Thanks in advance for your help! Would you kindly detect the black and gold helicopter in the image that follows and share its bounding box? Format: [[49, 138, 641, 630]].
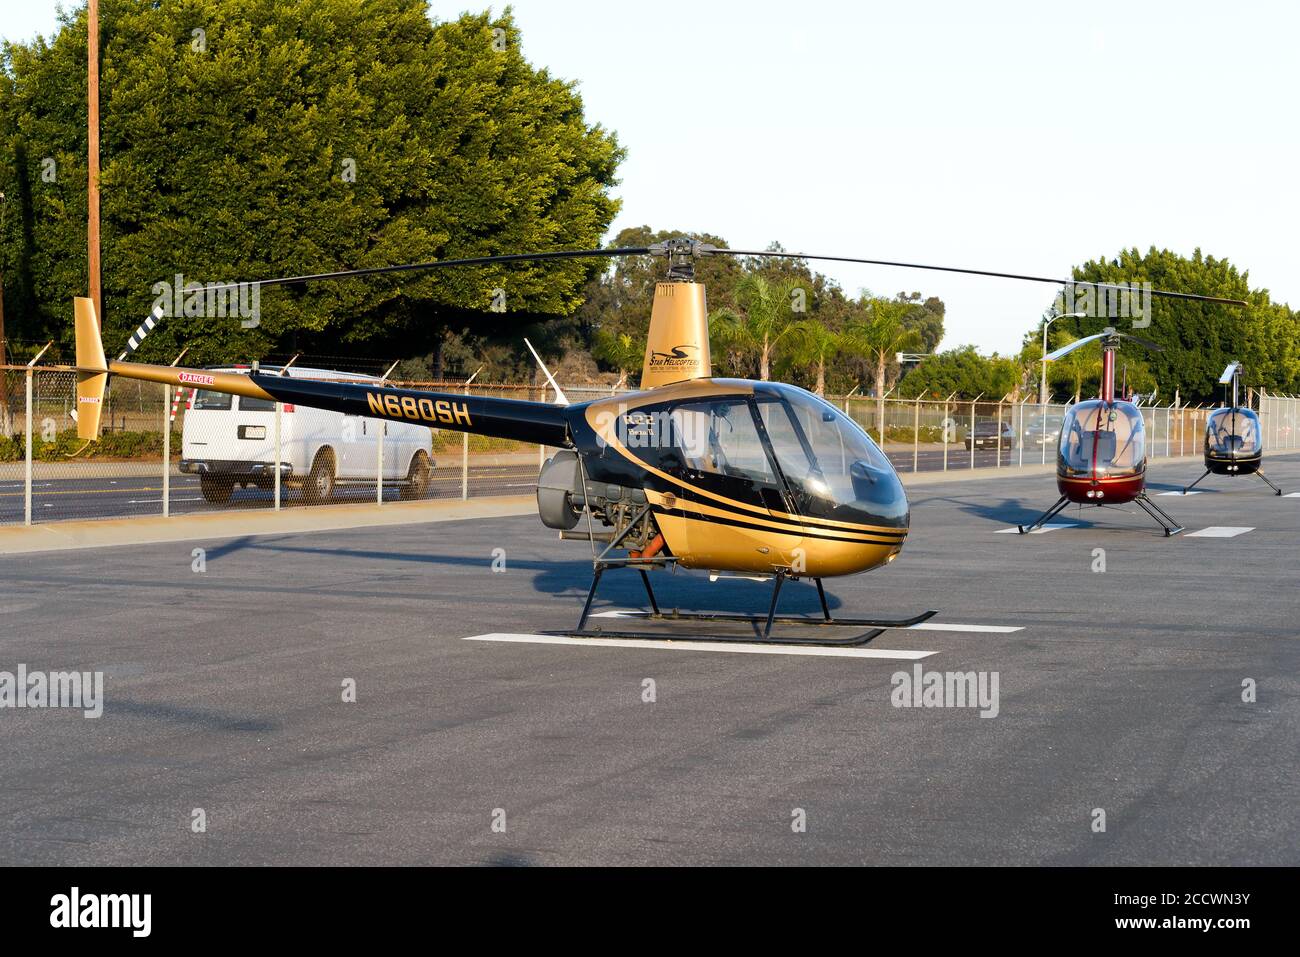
[[70, 240, 1246, 645], [1183, 361, 1282, 495]]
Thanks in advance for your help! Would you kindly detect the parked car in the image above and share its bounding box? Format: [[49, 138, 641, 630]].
[[1022, 413, 1065, 449], [964, 418, 1017, 451], [180, 366, 434, 504]]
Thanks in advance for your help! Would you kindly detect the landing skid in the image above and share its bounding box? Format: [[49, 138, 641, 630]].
[[1134, 492, 1184, 536], [1256, 470, 1283, 495], [1018, 492, 1183, 536], [1017, 495, 1070, 534], [558, 560, 937, 647], [1182, 469, 1211, 494], [1185, 467, 1282, 495]]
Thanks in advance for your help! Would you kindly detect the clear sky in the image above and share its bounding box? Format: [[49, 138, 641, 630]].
[[6, 1, 1297, 354]]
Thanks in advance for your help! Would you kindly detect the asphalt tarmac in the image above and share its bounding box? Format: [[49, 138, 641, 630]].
[[0, 445, 1032, 525], [1, 454, 1296, 865]]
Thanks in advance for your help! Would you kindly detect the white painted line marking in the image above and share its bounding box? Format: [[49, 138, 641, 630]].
[[1185, 526, 1254, 538], [1158, 490, 1202, 496], [464, 633, 935, 659], [907, 622, 1023, 633], [995, 523, 1079, 534]]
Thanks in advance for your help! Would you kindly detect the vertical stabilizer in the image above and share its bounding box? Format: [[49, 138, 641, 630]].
[[74, 296, 108, 439]]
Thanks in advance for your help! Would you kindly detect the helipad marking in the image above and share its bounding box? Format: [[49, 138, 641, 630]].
[[995, 523, 1078, 534], [906, 622, 1023, 633], [1185, 526, 1254, 538], [591, 610, 1022, 634], [464, 633, 935, 659], [1158, 490, 1202, 496]]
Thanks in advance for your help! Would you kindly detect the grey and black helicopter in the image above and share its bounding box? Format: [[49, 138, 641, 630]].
[[1183, 361, 1282, 495]]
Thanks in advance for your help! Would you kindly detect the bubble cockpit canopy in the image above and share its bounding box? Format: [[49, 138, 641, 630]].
[[631, 382, 907, 528], [754, 383, 907, 526], [1205, 407, 1262, 458], [1057, 399, 1147, 479]]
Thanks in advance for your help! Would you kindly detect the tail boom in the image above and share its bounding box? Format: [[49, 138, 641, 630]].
[[73, 295, 570, 446]]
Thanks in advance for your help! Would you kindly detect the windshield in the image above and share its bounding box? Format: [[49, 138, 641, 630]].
[[756, 384, 907, 526], [1206, 408, 1261, 456], [1058, 400, 1146, 477]]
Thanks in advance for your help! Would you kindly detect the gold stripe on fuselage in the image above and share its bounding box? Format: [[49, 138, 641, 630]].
[[655, 511, 902, 576], [644, 489, 905, 545]]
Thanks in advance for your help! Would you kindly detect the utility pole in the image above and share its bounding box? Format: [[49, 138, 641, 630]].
[[0, 191, 9, 437], [88, 0, 102, 326]]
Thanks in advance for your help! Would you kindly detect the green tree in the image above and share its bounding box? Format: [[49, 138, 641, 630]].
[[591, 328, 642, 386], [902, 294, 945, 353], [900, 346, 1018, 400], [710, 273, 804, 380], [845, 296, 923, 414], [0, 1, 623, 362], [785, 319, 844, 396], [840, 297, 924, 445], [573, 225, 742, 346], [1044, 247, 1299, 402]]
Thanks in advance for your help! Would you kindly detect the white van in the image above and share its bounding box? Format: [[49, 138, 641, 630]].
[[180, 366, 435, 504]]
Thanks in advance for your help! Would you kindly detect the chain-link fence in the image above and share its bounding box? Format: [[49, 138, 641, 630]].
[[3, 366, 1299, 527], [1259, 390, 1300, 452], [0, 368, 628, 526]]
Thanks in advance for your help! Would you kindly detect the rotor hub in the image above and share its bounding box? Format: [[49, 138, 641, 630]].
[[647, 237, 718, 282]]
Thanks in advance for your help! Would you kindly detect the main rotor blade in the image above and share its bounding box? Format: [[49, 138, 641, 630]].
[[710, 248, 1250, 307], [1043, 332, 1110, 363], [1116, 330, 1164, 352], [206, 247, 652, 293], [1218, 361, 1242, 384]]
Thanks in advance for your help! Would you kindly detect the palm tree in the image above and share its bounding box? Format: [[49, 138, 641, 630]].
[[709, 274, 803, 380], [844, 297, 923, 438], [786, 319, 844, 395], [592, 329, 644, 386]]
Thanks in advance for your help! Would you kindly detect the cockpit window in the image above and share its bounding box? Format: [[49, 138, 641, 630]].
[[756, 384, 908, 526], [1058, 400, 1146, 477], [1206, 408, 1261, 456], [669, 400, 774, 483]]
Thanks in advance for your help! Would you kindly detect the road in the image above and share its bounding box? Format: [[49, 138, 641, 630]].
[[1, 453, 1296, 864], [0, 463, 541, 524], [0, 443, 1076, 525]]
